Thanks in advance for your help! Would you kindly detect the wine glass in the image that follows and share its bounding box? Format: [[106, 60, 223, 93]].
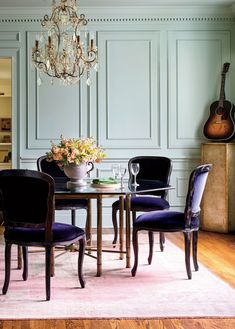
[[112, 164, 120, 180], [130, 163, 140, 186], [119, 167, 127, 188]]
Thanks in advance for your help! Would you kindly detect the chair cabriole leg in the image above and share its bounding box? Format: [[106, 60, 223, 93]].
[[148, 231, 154, 265], [159, 232, 165, 251], [112, 206, 118, 245], [78, 236, 86, 288], [71, 209, 76, 226], [192, 230, 199, 271], [184, 231, 192, 279], [45, 246, 51, 301], [131, 228, 139, 277], [17, 245, 22, 269], [22, 246, 28, 281], [3, 242, 12, 295]]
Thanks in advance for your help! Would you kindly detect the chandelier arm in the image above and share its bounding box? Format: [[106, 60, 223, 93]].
[[80, 51, 98, 64], [36, 62, 56, 78], [41, 14, 50, 28], [76, 14, 88, 28]]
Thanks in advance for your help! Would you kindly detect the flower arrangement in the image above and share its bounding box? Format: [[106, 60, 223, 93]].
[[46, 135, 106, 168]]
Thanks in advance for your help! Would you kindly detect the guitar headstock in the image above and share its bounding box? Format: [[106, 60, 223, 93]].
[[222, 62, 230, 74]]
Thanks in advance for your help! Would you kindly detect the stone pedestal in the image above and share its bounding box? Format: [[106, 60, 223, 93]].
[[201, 142, 235, 233]]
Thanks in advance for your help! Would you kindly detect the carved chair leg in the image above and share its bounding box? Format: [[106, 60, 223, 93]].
[[148, 231, 154, 265], [78, 236, 86, 288], [22, 246, 28, 281], [131, 228, 139, 277], [112, 206, 119, 245], [184, 231, 192, 279], [2, 242, 12, 295], [159, 232, 165, 252], [45, 246, 52, 301], [192, 230, 199, 271], [71, 209, 76, 226], [50, 247, 55, 277], [17, 245, 22, 269], [132, 211, 136, 222]]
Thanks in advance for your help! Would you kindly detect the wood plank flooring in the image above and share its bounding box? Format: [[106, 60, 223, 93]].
[[1, 230, 235, 329]]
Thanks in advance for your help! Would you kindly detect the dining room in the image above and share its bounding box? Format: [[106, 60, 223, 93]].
[[0, 0, 235, 328]]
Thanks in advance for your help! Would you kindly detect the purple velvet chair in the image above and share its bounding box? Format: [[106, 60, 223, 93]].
[[37, 156, 92, 241], [112, 156, 172, 251], [131, 163, 212, 279], [0, 169, 85, 300]]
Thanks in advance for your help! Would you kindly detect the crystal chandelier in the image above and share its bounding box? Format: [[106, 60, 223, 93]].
[[32, 0, 98, 86]]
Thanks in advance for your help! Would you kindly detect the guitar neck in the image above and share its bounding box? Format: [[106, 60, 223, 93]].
[[218, 73, 226, 107], [218, 63, 230, 108]]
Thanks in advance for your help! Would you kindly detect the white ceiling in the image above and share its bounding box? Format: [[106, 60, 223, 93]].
[[0, 0, 234, 6]]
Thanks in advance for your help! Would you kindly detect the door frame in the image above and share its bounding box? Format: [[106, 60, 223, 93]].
[[0, 49, 19, 169]]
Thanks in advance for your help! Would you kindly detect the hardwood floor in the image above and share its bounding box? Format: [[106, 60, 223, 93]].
[[1, 230, 235, 329], [1, 318, 235, 329]]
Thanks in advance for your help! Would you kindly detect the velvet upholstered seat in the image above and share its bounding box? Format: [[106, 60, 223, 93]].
[[112, 156, 172, 251], [131, 163, 212, 279], [37, 156, 92, 241], [0, 169, 86, 301]]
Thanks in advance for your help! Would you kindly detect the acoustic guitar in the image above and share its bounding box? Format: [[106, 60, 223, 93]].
[[203, 62, 235, 142]]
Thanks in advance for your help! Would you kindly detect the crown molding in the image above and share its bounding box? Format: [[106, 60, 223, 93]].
[[0, 4, 234, 15], [0, 5, 234, 22], [231, 3, 235, 12]]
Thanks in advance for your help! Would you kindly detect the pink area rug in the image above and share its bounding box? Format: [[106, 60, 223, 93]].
[[0, 236, 235, 319]]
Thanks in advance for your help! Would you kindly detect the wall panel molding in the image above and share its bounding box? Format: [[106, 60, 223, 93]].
[[25, 32, 91, 152], [0, 31, 20, 41], [98, 30, 161, 149], [168, 30, 231, 149]]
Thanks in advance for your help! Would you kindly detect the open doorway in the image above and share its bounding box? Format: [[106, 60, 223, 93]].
[[0, 58, 12, 169], [0, 58, 12, 231]]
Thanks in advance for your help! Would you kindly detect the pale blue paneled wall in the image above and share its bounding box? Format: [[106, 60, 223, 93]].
[[168, 30, 231, 149], [99, 31, 160, 150], [0, 6, 235, 226]]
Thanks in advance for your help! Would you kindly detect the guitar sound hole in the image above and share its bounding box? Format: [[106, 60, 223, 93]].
[[215, 107, 225, 116]]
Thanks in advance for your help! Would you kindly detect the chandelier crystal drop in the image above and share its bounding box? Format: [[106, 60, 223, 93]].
[[32, 0, 98, 86]]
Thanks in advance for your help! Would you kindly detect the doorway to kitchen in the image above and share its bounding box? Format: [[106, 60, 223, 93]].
[[0, 58, 12, 170]]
